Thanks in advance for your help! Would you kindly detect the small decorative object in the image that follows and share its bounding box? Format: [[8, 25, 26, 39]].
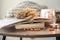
[[40, 9, 55, 19], [50, 23, 59, 31], [55, 11, 60, 23]]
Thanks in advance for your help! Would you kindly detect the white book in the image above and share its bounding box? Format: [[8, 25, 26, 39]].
[[0, 18, 26, 28]]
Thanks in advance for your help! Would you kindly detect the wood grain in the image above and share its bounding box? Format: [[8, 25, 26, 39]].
[[0, 26, 60, 37]]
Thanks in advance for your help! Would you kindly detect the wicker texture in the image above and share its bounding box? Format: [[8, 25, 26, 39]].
[[8, 1, 48, 17]]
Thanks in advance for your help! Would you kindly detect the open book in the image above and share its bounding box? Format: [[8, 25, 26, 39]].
[[0, 18, 26, 28], [0, 17, 51, 29]]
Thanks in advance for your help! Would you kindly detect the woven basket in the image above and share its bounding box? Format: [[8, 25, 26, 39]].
[[8, 1, 48, 17]]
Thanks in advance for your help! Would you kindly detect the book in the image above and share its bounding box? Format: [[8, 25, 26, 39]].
[[15, 22, 45, 29], [0, 18, 26, 28]]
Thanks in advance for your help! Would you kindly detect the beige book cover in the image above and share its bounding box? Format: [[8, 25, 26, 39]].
[[15, 22, 45, 29]]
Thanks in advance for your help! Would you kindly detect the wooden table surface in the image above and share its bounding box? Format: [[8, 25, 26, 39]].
[[0, 27, 60, 37]]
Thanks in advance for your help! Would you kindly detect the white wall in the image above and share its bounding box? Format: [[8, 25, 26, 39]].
[[0, 0, 2, 18], [0, 0, 60, 40]]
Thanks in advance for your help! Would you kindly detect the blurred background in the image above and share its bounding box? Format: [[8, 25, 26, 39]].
[[0, 0, 60, 40]]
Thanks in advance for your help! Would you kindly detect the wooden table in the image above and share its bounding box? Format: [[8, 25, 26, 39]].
[[0, 26, 60, 40], [0, 18, 60, 40]]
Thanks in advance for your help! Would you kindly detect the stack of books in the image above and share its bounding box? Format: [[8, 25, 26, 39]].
[[15, 17, 51, 29]]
